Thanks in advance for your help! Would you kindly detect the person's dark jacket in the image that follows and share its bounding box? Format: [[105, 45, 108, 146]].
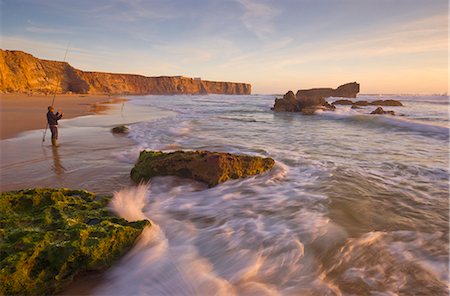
[[47, 111, 63, 126]]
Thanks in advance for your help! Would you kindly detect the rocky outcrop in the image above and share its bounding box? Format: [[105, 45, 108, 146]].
[[0, 188, 149, 295], [272, 82, 359, 113], [131, 150, 275, 187], [370, 107, 395, 115], [333, 99, 402, 108], [353, 100, 369, 106], [369, 100, 403, 106], [333, 99, 354, 105], [272, 91, 300, 112], [0, 50, 251, 95], [296, 82, 359, 99]]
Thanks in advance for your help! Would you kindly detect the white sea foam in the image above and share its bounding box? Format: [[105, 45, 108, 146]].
[[320, 110, 449, 138], [96, 94, 449, 295], [110, 184, 149, 221], [326, 231, 449, 294]]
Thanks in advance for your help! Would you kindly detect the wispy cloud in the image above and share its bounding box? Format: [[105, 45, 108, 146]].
[[83, 0, 180, 22], [25, 21, 74, 34], [235, 0, 279, 40], [276, 13, 448, 68]]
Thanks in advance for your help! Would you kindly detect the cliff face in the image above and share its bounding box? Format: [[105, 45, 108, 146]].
[[0, 50, 251, 95]]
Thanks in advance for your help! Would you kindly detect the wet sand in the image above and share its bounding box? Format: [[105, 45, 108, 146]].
[[0, 98, 176, 193], [0, 97, 178, 294], [0, 93, 127, 140]]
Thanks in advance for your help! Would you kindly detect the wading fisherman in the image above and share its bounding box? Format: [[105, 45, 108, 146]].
[[46, 106, 64, 146]]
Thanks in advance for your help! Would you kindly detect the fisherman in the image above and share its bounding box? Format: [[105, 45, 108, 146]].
[[46, 106, 64, 146]]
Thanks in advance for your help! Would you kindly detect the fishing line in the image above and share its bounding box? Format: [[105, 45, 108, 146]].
[[41, 42, 71, 144]]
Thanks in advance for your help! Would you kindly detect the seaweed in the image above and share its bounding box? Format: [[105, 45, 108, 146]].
[[0, 188, 149, 295]]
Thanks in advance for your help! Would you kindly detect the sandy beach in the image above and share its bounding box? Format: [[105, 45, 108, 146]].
[[0, 93, 126, 140], [0, 97, 176, 193]]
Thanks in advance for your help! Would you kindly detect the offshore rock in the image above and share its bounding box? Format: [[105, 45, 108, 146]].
[[295, 82, 359, 99], [111, 125, 129, 134], [332, 99, 354, 105], [370, 107, 395, 115], [0, 49, 251, 95], [272, 82, 360, 113], [369, 100, 403, 106], [131, 150, 275, 187], [353, 100, 369, 106], [271, 91, 299, 112], [0, 188, 149, 295], [334, 82, 360, 98]]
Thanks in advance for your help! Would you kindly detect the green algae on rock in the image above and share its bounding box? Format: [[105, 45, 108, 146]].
[[0, 188, 150, 296], [130, 150, 275, 187]]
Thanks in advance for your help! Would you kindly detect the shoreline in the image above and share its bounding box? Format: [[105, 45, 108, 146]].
[[0, 93, 128, 140], [0, 95, 177, 293], [0, 96, 176, 193]]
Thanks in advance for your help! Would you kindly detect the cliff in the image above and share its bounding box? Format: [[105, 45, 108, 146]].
[[0, 49, 251, 95]]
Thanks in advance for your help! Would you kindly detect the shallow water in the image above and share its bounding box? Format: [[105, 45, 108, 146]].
[[92, 94, 449, 295]]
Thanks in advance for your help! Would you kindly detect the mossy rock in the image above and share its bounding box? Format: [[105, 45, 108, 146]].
[[111, 125, 129, 134], [0, 188, 150, 295], [131, 150, 275, 187]]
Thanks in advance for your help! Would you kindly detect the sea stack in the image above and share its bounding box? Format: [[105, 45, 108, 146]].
[[272, 82, 360, 114]]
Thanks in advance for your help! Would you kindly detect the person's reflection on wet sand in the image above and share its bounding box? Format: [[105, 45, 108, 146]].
[[51, 146, 66, 175]]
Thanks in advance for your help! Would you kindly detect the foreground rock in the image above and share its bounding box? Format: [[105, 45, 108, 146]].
[[272, 82, 359, 113], [131, 150, 275, 187], [370, 107, 395, 115], [0, 188, 149, 295]]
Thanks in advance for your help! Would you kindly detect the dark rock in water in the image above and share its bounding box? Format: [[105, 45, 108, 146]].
[[350, 100, 369, 108], [0, 188, 149, 295], [323, 101, 336, 110], [353, 100, 369, 106], [131, 150, 275, 187], [272, 91, 299, 112], [369, 100, 403, 106], [272, 82, 359, 113], [296, 82, 360, 99], [301, 107, 318, 115], [333, 99, 354, 105], [296, 94, 326, 110], [111, 125, 129, 134], [370, 107, 395, 115], [334, 82, 360, 98]]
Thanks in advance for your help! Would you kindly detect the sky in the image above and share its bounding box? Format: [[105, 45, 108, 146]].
[[1, 0, 448, 94]]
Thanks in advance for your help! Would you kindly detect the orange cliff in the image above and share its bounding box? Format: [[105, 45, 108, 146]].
[[0, 49, 251, 95]]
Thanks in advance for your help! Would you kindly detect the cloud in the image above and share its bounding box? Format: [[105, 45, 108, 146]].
[[25, 21, 74, 34], [276, 13, 448, 68], [84, 0, 180, 22], [235, 0, 279, 40]]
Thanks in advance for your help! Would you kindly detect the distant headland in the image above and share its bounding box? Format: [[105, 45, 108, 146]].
[[0, 49, 251, 95]]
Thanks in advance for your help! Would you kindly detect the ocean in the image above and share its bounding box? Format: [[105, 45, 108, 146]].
[[94, 94, 449, 295]]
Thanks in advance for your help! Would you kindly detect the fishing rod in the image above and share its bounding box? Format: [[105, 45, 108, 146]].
[[42, 42, 71, 144]]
